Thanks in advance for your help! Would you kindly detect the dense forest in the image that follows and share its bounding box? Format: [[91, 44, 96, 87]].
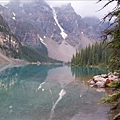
[[72, 0, 120, 72], [71, 42, 111, 68], [71, 1, 120, 117], [72, 1, 120, 119]]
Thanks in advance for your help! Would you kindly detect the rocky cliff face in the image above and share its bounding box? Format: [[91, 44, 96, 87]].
[[0, 0, 106, 62], [0, 14, 20, 59]]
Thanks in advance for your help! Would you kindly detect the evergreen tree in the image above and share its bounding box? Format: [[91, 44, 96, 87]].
[[71, 42, 110, 67], [98, 0, 120, 71], [98, 2, 120, 119]]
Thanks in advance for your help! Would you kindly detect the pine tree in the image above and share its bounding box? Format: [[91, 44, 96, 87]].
[[71, 42, 111, 67]]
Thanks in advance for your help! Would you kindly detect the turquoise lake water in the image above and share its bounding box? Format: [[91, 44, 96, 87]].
[[0, 65, 111, 120]]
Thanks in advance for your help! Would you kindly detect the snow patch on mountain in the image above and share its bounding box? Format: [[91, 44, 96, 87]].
[[12, 12, 16, 16], [81, 32, 84, 35], [44, 36, 46, 38], [51, 6, 68, 40], [12, 17, 16, 20], [38, 34, 47, 46]]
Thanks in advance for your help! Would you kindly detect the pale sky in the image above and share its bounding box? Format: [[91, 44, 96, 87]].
[[47, 0, 117, 19], [0, 0, 117, 19]]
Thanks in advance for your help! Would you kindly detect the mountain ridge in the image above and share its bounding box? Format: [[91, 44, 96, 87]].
[[0, 0, 106, 62]]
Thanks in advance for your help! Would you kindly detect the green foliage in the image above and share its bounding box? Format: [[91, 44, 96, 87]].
[[105, 25, 120, 71], [19, 45, 61, 63], [114, 70, 120, 73], [102, 92, 120, 104], [71, 42, 111, 67], [107, 80, 120, 88], [0, 15, 10, 32], [98, 0, 120, 71]]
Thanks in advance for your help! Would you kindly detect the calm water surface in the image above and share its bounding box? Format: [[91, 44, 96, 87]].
[[0, 65, 110, 120]]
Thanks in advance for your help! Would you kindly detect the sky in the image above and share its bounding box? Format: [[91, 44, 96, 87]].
[[0, 0, 117, 19]]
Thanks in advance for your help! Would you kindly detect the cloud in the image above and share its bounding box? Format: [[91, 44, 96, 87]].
[[0, 0, 117, 19], [0, 0, 9, 5], [46, 0, 117, 19]]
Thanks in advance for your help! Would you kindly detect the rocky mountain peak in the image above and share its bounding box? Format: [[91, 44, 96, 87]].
[[59, 3, 74, 12]]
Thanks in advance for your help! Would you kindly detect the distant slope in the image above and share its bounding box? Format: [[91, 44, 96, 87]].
[[19, 45, 62, 63], [0, 52, 12, 64], [44, 38, 76, 62]]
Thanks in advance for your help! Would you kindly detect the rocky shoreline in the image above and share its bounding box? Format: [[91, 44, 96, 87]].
[[88, 72, 120, 88], [0, 58, 29, 72], [88, 72, 120, 120]]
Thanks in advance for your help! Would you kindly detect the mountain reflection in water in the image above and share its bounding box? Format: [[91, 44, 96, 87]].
[[0, 65, 110, 120]]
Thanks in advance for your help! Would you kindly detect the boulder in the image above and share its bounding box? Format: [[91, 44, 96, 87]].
[[95, 81, 105, 88], [113, 72, 120, 76], [101, 74, 108, 78], [108, 75, 119, 81], [108, 72, 113, 76], [104, 79, 113, 87], [93, 76, 106, 82], [88, 72, 120, 88], [89, 80, 95, 85]]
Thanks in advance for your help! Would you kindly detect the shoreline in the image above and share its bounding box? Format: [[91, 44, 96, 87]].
[[88, 72, 120, 120]]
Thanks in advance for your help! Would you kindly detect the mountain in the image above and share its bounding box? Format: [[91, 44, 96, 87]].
[[0, 13, 20, 64], [83, 17, 109, 40], [0, 0, 106, 62], [0, 6, 58, 64]]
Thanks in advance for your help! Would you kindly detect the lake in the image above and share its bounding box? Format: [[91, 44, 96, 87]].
[[0, 65, 111, 120]]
